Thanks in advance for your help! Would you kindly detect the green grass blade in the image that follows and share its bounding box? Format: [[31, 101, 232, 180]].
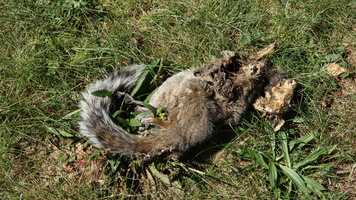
[[130, 62, 162, 98], [349, 164, 356, 182], [62, 108, 82, 119], [130, 65, 150, 97], [279, 165, 311, 194], [144, 87, 158, 103]]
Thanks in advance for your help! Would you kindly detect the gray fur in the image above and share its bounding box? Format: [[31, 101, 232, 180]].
[[79, 65, 144, 152], [78, 52, 277, 160]]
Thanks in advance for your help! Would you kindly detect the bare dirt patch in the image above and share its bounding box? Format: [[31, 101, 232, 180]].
[[323, 45, 356, 198], [344, 45, 356, 67]]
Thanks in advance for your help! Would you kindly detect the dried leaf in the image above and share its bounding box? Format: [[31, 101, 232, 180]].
[[326, 63, 346, 78]]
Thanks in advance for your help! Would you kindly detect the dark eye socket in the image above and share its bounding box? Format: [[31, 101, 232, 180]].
[[194, 71, 202, 76]]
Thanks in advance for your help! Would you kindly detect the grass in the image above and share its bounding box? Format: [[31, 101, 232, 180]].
[[1, 0, 355, 199]]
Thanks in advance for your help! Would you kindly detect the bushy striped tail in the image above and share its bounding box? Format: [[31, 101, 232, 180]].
[[78, 65, 145, 155]]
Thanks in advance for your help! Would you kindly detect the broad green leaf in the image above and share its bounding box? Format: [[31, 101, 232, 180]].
[[269, 131, 276, 158], [339, 72, 350, 78], [133, 100, 157, 116], [58, 130, 74, 137], [87, 149, 103, 161], [279, 131, 291, 168], [294, 146, 336, 169], [108, 158, 122, 173], [303, 175, 326, 195], [335, 46, 345, 54], [289, 131, 316, 150], [230, 150, 248, 159], [269, 161, 278, 187], [46, 127, 73, 137], [279, 165, 311, 194], [129, 118, 142, 127], [149, 163, 171, 185], [322, 53, 342, 63], [91, 89, 113, 98], [273, 188, 282, 199], [292, 116, 305, 123], [46, 126, 59, 135], [246, 149, 269, 170], [135, 111, 153, 121], [112, 110, 126, 118], [115, 116, 132, 128], [302, 163, 332, 172]]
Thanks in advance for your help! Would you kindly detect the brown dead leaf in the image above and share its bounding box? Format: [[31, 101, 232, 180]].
[[327, 63, 346, 78]]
